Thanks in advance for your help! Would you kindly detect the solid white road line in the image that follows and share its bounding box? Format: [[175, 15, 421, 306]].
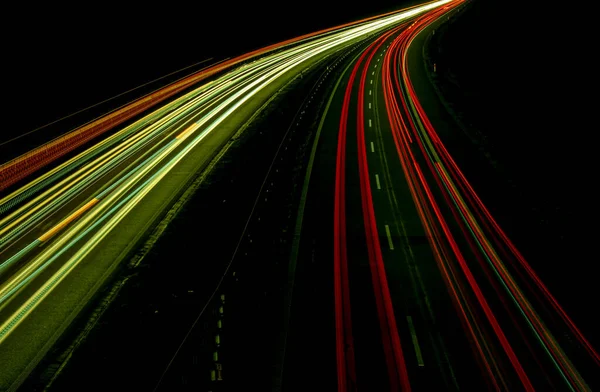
[[407, 316, 425, 367], [384, 224, 394, 250]]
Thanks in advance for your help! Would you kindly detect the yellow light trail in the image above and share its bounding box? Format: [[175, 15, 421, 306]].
[[38, 199, 100, 242]]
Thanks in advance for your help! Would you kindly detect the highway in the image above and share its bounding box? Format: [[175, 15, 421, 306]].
[[281, 1, 599, 391], [0, 2, 452, 391], [2, 0, 598, 391]]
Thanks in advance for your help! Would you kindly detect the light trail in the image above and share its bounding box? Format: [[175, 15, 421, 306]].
[[7, 2, 588, 391], [324, 0, 598, 389], [0, 0, 453, 368], [369, 1, 598, 389], [355, 25, 411, 391]]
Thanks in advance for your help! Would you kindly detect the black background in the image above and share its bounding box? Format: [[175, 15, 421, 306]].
[[3, 1, 420, 141]]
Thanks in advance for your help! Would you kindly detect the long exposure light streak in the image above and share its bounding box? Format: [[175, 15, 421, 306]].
[[0, 0, 453, 356], [364, 1, 598, 389]]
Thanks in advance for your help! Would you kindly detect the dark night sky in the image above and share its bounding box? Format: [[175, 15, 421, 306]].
[[4, 1, 419, 141]]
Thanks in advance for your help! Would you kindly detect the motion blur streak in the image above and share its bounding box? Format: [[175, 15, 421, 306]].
[[329, 4, 454, 391], [333, 47, 359, 392], [355, 27, 412, 391], [372, 1, 597, 390], [4, 1, 592, 391], [0, 0, 452, 368], [0, 2, 447, 194]]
